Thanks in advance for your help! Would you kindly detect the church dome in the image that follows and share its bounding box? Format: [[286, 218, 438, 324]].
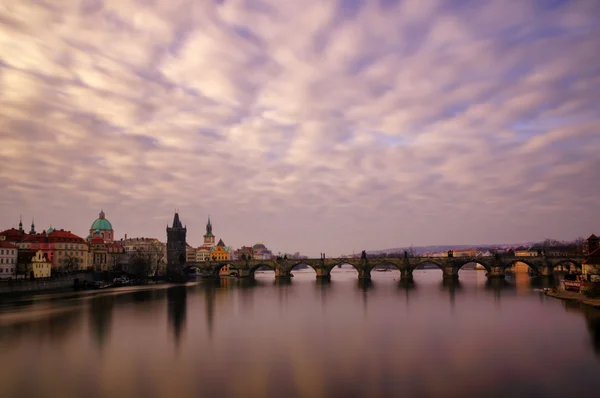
[[253, 243, 266, 250], [90, 210, 113, 231]]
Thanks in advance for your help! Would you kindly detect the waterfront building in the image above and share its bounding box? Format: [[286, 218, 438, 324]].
[[186, 243, 197, 263], [166, 212, 187, 269], [87, 231, 125, 271], [252, 243, 273, 260], [31, 250, 51, 278], [233, 246, 254, 260], [452, 249, 479, 257], [18, 229, 88, 271], [583, 234, 600, 281], [203, 217, 215, 247], [210, 239, 230, 261], [196, 246, 211, 262], [514, 246, 536, 257], [88, 210, 115, 242], [0, 241, 17, 279], [0, 217, 27, 243]]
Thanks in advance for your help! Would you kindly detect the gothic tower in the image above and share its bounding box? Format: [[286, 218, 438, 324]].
[[203, 216, 215, 246], [166, 212, 187, 276]]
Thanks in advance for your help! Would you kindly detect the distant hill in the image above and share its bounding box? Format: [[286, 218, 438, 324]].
[[341, 242, 539, 257]]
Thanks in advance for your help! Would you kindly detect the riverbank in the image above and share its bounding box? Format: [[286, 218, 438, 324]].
[[545, 288, 600, 308], [0, 274, 93, 297]]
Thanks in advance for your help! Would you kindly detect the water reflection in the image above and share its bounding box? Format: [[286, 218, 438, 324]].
[[1, 271, 600, 398], [167, 286, 187, 347], [88, 295, 115, 349]]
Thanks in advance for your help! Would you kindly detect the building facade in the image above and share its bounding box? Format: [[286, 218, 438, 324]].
[[252, 243, 273, 260], [31, 250, 51, 278], [210, 239, 230, 261], [203, 217, 215, 247], [0, 241, 17, 279], [583, 234, 600, 281], [166, 212, 187, 271], [89, 210, 115, 242]]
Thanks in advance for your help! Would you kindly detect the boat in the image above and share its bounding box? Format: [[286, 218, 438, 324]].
[[562, 274, 583, 292], [375, 268, 391, 272]]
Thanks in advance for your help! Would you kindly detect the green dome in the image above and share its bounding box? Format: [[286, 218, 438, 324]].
[[90, 210, 113, 231]]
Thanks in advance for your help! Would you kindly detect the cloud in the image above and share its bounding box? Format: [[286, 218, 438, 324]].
[[0, 0, 599, 255]]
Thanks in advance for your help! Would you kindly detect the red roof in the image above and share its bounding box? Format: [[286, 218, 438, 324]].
[[0, 228, 27, 242], [91, 236, 104, 244], [589, 234, 599, 240], [0, 241, 17, 249], [21, 229, 86, 244]]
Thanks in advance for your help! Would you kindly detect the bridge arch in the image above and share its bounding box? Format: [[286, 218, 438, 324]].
[[369, 259, 402, 271], [455, 259, 491, 272], [504, 259, 541, 275], [249, 263, 276, 276], [326, 261, 361, 273], [289, 262, 318, 273], [552, 259, 582, 272], [412, 260, 445, 270]]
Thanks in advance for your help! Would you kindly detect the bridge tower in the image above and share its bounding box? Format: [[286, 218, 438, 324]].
[[167, 212, 187, 278]]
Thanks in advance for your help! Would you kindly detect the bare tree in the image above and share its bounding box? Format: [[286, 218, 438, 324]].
[[63, 255, 80, 273], [128, 249, 153, 280]]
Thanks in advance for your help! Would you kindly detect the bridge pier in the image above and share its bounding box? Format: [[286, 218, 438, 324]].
[[275, 268, 292, 279], [540, 266, 553, 277], [315, 268, 331, 280], [400, 268, 413, 281], [358, 268, 371, 280], [442, 267, 459, 279], [486, 267, 506, 279], [237, 268, 252, 278]]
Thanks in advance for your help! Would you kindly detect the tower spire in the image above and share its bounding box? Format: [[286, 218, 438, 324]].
[[30, 217, 36, 234], [18, 214, 23, 232]]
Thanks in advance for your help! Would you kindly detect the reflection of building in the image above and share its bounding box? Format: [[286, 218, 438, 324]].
[[252, 243, 273, 260], [31, 250, 51, 278], [0, 241, 17, 279], [88, 210, 115, 242], [211, 239, 230, 261]]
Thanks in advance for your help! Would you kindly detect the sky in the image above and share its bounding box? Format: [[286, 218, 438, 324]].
[[0, 0, 599, 257]]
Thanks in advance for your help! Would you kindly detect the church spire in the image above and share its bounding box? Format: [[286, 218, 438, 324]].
[[206, 216, 212, 235], [18, 214, 23, 233], [29, 217, 36, 235], [172, 212, 183, 229]]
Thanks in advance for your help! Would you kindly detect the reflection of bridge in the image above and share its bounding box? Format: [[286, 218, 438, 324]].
[[182, 255, 583, 280]]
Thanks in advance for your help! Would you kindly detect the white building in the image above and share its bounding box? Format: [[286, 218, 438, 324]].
[[0, 241, 18, 279]]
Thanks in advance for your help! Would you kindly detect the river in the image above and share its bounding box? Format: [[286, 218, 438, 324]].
[[1, 268, 599, 398]]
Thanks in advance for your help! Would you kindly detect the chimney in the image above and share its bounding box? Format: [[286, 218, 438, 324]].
[[125, 233, 128, 240]]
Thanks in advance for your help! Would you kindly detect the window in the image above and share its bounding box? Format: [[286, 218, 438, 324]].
[[0, 250, 3, 255]]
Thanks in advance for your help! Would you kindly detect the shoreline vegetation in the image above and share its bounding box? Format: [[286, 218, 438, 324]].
[[545, 288, 600, 309]]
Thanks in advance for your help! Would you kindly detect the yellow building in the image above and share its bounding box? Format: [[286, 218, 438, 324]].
[[210, 239, 230, 261], [219, 264, 237, 276], [31, 250, 51, 278]]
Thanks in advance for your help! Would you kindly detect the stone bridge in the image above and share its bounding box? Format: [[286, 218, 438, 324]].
[[182, 255, 584, 281]]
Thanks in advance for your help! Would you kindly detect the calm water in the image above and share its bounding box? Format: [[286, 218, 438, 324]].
[[1, 268, 600, 398]]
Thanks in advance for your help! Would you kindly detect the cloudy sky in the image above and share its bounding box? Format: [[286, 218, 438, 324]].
[[1, 0, 599, 256]]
